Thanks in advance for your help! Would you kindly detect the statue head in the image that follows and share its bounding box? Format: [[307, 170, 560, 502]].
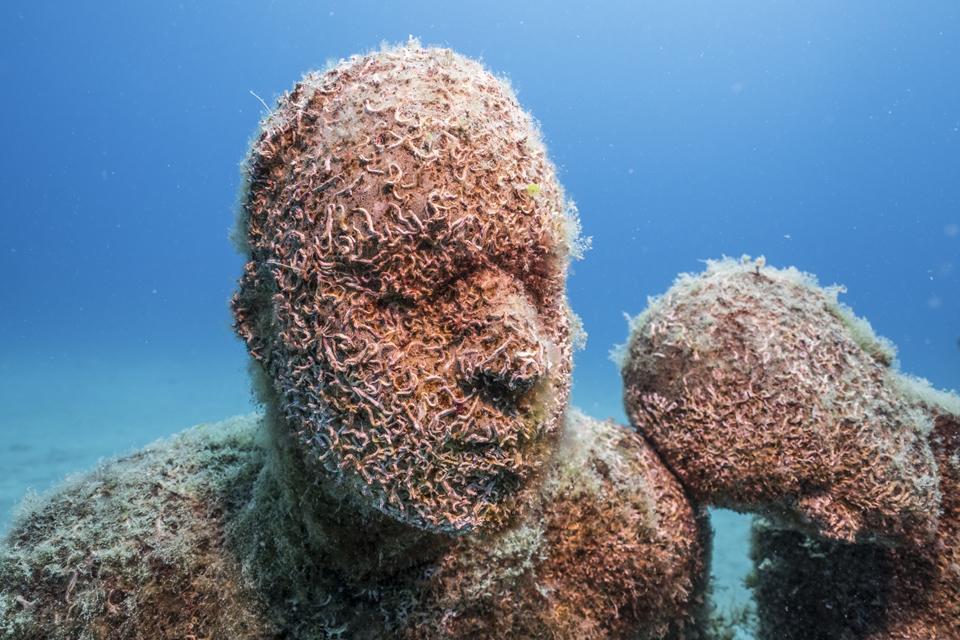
[[232, 43, 583, 533], [621, 258, 940, 545]]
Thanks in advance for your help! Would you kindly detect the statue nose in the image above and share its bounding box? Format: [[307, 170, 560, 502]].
[[458, 286, 553, 403], [444, 268, 559, 449]]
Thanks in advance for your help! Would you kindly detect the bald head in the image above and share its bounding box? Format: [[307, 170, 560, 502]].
[[232, 43, 581, 532]]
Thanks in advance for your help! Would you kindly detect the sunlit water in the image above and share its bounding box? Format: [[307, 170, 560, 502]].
[[1, 3, 957, 637]]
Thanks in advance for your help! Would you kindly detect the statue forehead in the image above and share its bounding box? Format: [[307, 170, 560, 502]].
[[242, 46, 571, 292]]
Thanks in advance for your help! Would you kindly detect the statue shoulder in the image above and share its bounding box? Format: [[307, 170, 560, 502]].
[[0, 414, 272, 640], [411, 411, 710, 640], [533, 410, 709, 638]]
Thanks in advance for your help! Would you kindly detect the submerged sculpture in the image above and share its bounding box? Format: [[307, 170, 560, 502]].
[[621, 258, 959, 639], [0, 40, 955, 640], [621, 258, 940, 546], [751, 397, 959, 639], [231, 38, 579, 534], [0, 43, 707, 639]]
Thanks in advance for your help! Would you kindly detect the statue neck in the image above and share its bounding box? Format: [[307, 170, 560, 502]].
[[263, 403, 451, 584]]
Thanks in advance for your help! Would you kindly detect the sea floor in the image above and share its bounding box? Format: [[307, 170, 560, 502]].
[[0, 346, 256, 534], [0, 347, 755, 636]]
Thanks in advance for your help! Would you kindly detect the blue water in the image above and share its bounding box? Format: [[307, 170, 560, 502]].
[[1, 1, 957, 631]]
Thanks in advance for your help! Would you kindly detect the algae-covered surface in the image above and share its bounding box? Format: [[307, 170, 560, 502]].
[[0, 407, 753, 639], [0, 414, 267, 639], [0, 354, 758, 639], [3, 8, 956, 639]]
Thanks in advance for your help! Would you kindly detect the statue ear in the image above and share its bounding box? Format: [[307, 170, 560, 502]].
[[232, 263, 273, 362]]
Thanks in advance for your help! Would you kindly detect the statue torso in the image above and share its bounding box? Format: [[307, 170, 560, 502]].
[[0, 413, 706, 640]]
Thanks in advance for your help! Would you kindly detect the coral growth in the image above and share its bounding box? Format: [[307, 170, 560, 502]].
[[0, 416, 270, 640], [232, 41, 581, 533], [750, 388, 960, 639], [621, 257, 940, 545], [0, 412, 709, 640], [403, 411, 709, 639], [0, 42, 711, 640]]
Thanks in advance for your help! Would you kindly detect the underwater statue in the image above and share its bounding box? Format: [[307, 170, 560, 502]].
[[621, 257, 960, 639], [2, 40, 956, 640], [0, 43, 708, 639], [750, 402, 959, 639]]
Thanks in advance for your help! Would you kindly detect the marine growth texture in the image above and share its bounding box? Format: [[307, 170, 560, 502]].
[[750, 380, 960, 639], [2, 42, 708, 640], [0, 413, 710, 640], [621, 258, 940, 545], [232, 42, 582, 533]]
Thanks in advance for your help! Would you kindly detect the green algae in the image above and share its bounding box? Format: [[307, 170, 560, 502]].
[[0, 415, 270, 639]]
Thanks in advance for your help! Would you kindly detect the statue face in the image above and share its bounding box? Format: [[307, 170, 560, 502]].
[[233, 45, 577, 533]]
